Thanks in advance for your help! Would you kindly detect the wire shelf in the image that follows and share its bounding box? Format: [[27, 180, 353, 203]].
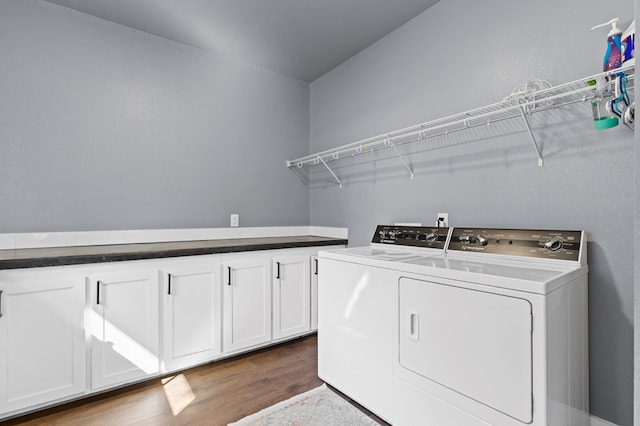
[[286, 65, 634, 187]]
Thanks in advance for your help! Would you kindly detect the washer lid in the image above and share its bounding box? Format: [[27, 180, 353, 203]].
[[325, 246, 425, 261]]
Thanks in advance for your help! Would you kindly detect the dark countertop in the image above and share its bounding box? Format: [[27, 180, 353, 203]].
[[0, 236, 347, 270]]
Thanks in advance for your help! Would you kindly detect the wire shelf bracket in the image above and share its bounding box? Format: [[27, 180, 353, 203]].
[[519, 105, 544, 167], [316, 154, 342, 188], [387, 137, 415, 179]]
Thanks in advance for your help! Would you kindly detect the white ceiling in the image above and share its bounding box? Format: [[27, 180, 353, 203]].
[[44, 0, 440, 82]]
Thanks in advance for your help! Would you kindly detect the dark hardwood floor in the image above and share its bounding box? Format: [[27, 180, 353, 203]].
[[4, 334, 386, 426]]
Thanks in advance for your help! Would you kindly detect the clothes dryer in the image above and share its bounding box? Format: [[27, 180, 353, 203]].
[[393, 228, 588, 426]]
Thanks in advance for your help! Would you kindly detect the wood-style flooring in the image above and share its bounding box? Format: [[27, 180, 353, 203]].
[[4, 334, 386, 426]]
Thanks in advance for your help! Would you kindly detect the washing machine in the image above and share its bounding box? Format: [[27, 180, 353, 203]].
[[318, 225, 450, 423], [393, 227, 589, 426]]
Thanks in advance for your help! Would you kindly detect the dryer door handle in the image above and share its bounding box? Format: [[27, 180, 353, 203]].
[[408, 312, 419, 340]]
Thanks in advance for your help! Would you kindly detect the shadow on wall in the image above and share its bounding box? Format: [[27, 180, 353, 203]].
[[299, 105, 623, 189], [299, 130, 534, 189], [586, 241, 633, 424]]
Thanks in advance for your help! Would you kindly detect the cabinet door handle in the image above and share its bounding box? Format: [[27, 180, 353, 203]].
[[314, 259, 319, 276], [276, 261, 281, 279], [167, 273, 172, 295], [96, 281, 102, 305], [227, 266, 232, 286], [0, 290, 3, 318]]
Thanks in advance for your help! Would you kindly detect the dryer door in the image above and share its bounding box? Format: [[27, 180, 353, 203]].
[[398, 277, 533, 423]]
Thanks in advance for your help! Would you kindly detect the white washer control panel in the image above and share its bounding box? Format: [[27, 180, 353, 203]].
[[371, 225, 449, 250]]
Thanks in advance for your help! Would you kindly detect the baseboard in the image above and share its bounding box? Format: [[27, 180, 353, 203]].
[[591, 414, 619, 426]]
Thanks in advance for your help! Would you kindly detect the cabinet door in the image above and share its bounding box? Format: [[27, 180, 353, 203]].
[[0, 278, 85, 414], [272, 255, 310, 339], [222, 259, 271, 352], [162, 266, 221, 372], [310, 256, 319, 331], [88, 270, 159, 390]]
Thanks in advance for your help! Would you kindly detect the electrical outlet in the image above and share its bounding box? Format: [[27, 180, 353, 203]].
[[230, 214, 239, 227], [436, 213, 449, 227]]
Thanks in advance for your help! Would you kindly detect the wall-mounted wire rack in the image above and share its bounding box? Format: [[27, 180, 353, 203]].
[[286, 64, 634, 188]]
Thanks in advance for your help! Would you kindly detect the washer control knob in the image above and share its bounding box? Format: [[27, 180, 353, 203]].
[[458, 235, 471, 244], [544, 237, 564, 252], [476, 235, 488, 246], [425, 232, 438, 243]]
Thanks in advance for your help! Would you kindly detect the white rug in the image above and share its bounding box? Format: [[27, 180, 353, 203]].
[[228, 384, 381, 426]]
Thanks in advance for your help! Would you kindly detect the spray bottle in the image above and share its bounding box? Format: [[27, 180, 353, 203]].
[[589, 18, 623, 129], [591, 18, 623, 71]]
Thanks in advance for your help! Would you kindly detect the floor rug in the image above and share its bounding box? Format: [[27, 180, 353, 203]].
[[228, 384, 381, 425]]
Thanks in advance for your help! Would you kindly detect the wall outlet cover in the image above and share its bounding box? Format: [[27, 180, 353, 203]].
[[436, 213, 448, 227], [230, 214, 239, 227]]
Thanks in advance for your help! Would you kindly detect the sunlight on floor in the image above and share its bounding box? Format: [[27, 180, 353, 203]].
[[162, 374, 196, 416]]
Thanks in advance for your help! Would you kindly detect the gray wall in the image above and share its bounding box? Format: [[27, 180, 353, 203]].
[[635, 1, 640, 425], [310, 0, 635, 424], [0, 0, 637, 424], [0, 0, 310, 233]]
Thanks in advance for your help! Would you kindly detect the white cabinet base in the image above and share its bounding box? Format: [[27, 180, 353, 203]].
[[0, 279, 85, 414], [0, 244, 343, 420]]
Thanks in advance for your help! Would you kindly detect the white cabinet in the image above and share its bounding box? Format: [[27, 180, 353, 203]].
[[161, 265, 222, 372], [272, 255, 311, 339], [222, 259, 271, 352], [0, 242, 343, 420], [87, 270, 160, 390], [310, 255, 319, 331], [0, 278, 85, 414]]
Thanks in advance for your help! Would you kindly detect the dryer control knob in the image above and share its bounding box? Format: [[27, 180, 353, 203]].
[[458, 235, 471, 244], [476, 235, 488, 246], [544, 237, 564, 252], [425, 232, 438, 243]]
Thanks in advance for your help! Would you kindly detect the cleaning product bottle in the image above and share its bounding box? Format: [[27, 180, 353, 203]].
[[590, 18, 623, 129], [622, 19, 635, 66], [591, 18, 623, 71]]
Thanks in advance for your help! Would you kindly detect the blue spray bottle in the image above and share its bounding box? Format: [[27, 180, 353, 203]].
[[590, 18, 623, 129], [591, 18, 623, 71]]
